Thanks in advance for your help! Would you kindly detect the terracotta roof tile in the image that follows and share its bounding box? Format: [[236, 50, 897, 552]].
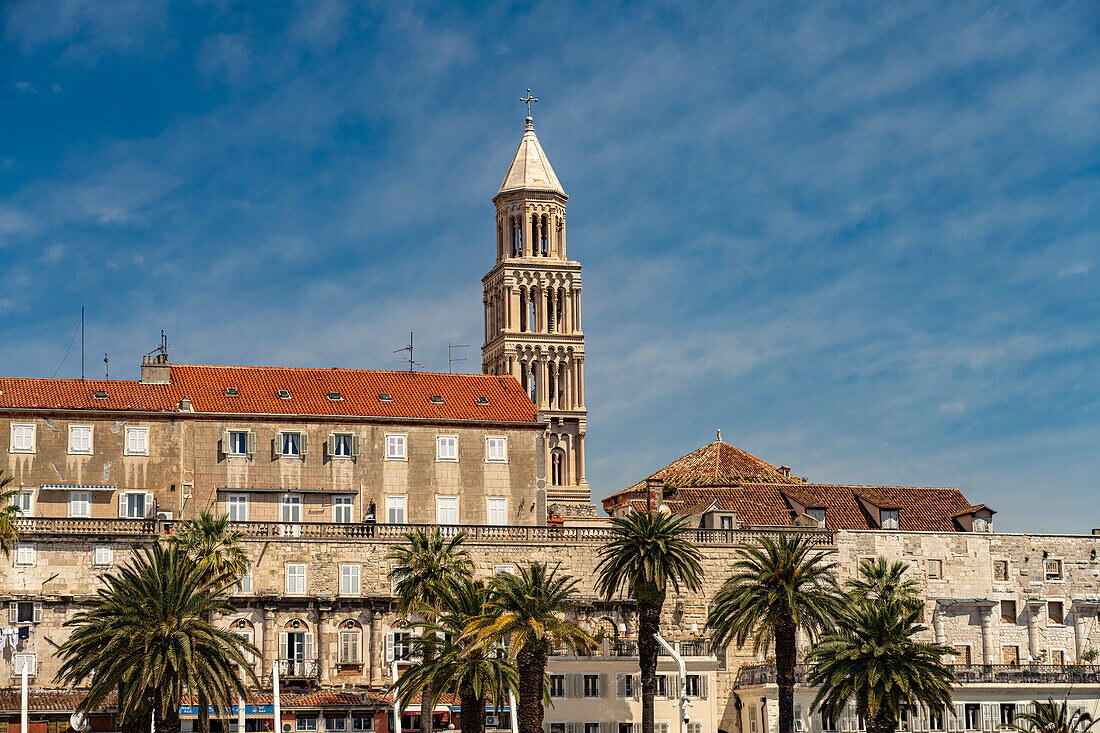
[[0, 364, 539, 424]]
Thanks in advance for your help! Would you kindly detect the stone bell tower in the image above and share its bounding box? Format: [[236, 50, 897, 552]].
[[482, 102, 589, 506]]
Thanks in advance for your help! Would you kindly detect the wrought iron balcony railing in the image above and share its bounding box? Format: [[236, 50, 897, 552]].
[[277, 659, 319, 678]]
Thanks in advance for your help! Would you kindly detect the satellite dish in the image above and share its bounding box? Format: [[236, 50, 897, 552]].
[[70, 713, 90, 732], [658, 504, 672, 515]]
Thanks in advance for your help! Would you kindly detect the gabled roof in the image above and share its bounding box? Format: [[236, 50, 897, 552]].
[[496, 118, 565, 197], [0, 364, 540, 424], [952, 503, 997, 518]]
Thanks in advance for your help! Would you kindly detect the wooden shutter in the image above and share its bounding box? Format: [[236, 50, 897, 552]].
[[668, 673, 680, 698], [599, 672, 608, 697], [118, 493, 126, 517], [222, 430, 231, 454], [299, 433, 308, 455], [633, 674, 640, 701], [352, 435, 361, 457], [279, 632, 288, 661], [8, 602, 16, 624], [385, 633, 395, 663], [616, 674, 627, 698], [327, 434, 336, 457], [247, 431, 257, 455], [145, 493, 155, 517], [274, 432, 283, 456], [700, 674, 708, 699], [33, 602, 42, 623], [304, 632, 315, 663]]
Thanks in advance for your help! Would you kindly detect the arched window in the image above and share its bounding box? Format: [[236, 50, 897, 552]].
[[279, 619, 315, 677], [230, 618, 255, 664], [338, 619, 363, 666], [512, 217, 521, 257], [551, 448, 565, 486], [540, 215, 549, 255], [519, 289, 528, 332], [528, 369, 537, 404]]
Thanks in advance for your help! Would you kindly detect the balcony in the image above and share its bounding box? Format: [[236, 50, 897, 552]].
[[734, 664, 1100, 688], [277, 659, 319, 678], [16, 517, 836, 547]]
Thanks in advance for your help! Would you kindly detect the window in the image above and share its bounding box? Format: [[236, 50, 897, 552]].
[[1049, 601, 1064, 624], [486, 437, 507, 462], [69, 491, 90, 518], [352, 717, 373, 732], [549, 675, 565, 698], [297, 717, 318, 731], [228, 431, 250, 455], [993, 560, 1009, 581], [1045, 559, 1063, 580], [583, 674, 599, 697], [954, 645, 971, 665], [385, 434, 406, 460], [654, 674, 667, 697], [13, 653, 35, 676], [550, 725, 566, 733], [965, 704, 980, 731], [286, 564, 307, 595], [125, 427, 149, 455], [685, 674, 704, 697], [281, 494, 302, 523], [339, 628, 362, 664], [585, 724, 599, 733], [749, 706, 758, 733], [93, 545, 112, 566], [9, 601, 40, 624], [487, 498, 507, 526], [720, 515, 735, 530], [437, 496, 458, 525], [340, 565, 360, 596], [332, 433, 353, 458], [390, 632, 411, 660], [436, 435, 457, 461], [1000, 705, 1016, 726], [929, 707, 945, 731], [1051, 649, 1065, 665], [14, 543, 35, 567], [821, 713, 838, 732], [973, 515, 992, 532], [325, 718, 346, 732], [10, 490, 33, 517], [333, 496, 354, 523], [1003, 645, 1019, 665], [236, 570, 252, 594], [68, 425, 92, 454], [232, 627, 255, 663], [619, 725, 635, 733], [280, 432, 302, 456], [927, 559, 943, 579], [880, 508, 899, 530], [227, 494, 249, 522], [617, 673, 635, 698], [122, 492, 147, 519], [687, 724, 702, 733], [11, 424, 35, 453], [1001, 600, 1017, 623], [386, 496, 407, 524]]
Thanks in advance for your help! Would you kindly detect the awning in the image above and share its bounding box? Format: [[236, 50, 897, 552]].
[[40, 484, 117, 491], [180, 705, 274, 717]]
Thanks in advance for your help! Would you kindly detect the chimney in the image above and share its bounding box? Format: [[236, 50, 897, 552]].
[[141, 352, 171, 385], [645, 477, 663, 512], [1092, 529, 1100, 536], [778, 466, 792, 478]]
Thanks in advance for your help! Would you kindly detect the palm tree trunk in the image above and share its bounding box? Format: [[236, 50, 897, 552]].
[[638, 598, 662, 733], [459, 689, 484, 733], [516, 648, 547, 733], [775, 615, 797, 733], [420, 648, 436, 733], [866, 711, 897, 733]]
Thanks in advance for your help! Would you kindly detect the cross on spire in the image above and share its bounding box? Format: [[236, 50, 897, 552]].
[[520, 88, 539, 120]]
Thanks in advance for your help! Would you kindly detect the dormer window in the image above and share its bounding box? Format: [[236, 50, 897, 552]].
[[475, 397, 489, 405], [430, 395, 443, 404], [93, 390, 109, 399], [880, 509, 900, 530], [378, 394, 393, 402], [225, 387, 239, 397], [327, 392, 343, 401], [806, 508, 826, 527], [277, 390, 291, 399]]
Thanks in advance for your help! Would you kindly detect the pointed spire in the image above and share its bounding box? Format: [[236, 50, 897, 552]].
[[497, 113, 566, 198]]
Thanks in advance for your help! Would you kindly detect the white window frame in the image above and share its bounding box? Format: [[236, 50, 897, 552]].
[[436, 435, 458, 462], [386, 496, 407, 524], [10, 490, 33, 518], [93, 545, 113, 566], [123, 491, 147, 519], [385, 434, 406, 460], [68, 425, 93, 455], [340, 564, 361, 596], [14, 543, 35, 567], [333, 496, 354, 524], [227, 494, 249, 522], [13, 653, 35, 677], [339, 627, 363, 664], [286, 564, 307, 595], [486, 436, 507, 463], [69, 490, 90, 518], [236, 569, 253, 595], [549, 675, 565, 699], [229, 430, 250, 456], [297, 717, 318, 732], [583, 674, 599, 697], [11, 423, 35, 453], [486, 497, 507, 526], [281, 431, 302, 457], [436, 496, 458, 525], [927, 559, 943, 579], [1045, 558, 1064, 581], [332, 432, 353, 458], [281, 493, 302, 523], [124, 426, 149, 456]]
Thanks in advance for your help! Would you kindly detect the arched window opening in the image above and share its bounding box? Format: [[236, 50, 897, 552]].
[[551, 448, 565, 486], [519, 289, 528, 332], [546, 290, 555, 332], [528, 297, 537, 333], [556, 289, 565, 332], [527, 369, 537, 404], [547, 369, 556, 410], [540, 215, 549, 255], [338, 619, 363, 666], [279, 619, 315, 677], [512, 217, 521, 258]]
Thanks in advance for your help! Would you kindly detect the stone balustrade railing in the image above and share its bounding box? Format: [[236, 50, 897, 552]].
[[734, 664, 1100, 688]]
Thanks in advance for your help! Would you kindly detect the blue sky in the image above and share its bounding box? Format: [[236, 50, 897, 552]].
[[2, 1, 1098, 532]]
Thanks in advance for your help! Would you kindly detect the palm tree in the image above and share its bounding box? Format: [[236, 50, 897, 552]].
[[1005, 699, 1098, 733], [807, 599, 956, 733], [846, 557, 921, 609], [595, 511, 703, 733], [0, 471, 23, 556], [466, 563, 599, 733], [170, 512, 251, 733], [387, 528, 474, 733], [392, 578, 517, 733], [55, 543, 258, 733], [707, 534, 844, 733]]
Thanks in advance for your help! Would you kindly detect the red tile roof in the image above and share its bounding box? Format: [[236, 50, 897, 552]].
[[0, 364, 539, 424], [0, 689, 116, 713]]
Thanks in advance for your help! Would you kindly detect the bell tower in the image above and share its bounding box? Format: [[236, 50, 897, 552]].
[[482, 100, 589, 506]]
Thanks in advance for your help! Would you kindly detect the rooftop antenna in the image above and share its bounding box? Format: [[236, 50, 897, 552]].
[[104, 353, 109, 380], [143, 330, 169, 361], [448, 343, 469, 373], [80, 306, 85, 381], [392, 332, 424, 372]]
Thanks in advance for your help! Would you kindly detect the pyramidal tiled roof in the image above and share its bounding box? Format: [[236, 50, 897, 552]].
[[496, 118, 565, 197]]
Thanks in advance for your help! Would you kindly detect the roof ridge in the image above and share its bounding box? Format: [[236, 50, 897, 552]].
[[168, 363, 508, 379]]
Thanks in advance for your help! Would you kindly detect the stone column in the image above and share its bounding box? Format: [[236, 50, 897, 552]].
[[560, 215, 567, 259], [561, 360, 571, 410], [576, 432, 587, 484], [536, 215, 543, 256], [576, 357, 586, 408], [318, 606, 334, 682], [575, 287, 582, 331], [537, 356, 549, 410], [1026, 600, 1043, 662], [550, 288, 558, 333], [979, 602, 995, 665], [369, 608, 381, 685], [932, 603, 945, 645], [263, 608, 277, 682], [1073, 602, 1095, 661]]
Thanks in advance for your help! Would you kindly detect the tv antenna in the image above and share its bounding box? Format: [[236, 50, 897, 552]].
[[104, 353, 109, 380], [393, 332, 425, 372], [144, 330, 169, 360], [448, 343, 469, 373]]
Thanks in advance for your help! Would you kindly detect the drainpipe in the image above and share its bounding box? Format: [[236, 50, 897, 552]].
[[655, 634, 687, 733]]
